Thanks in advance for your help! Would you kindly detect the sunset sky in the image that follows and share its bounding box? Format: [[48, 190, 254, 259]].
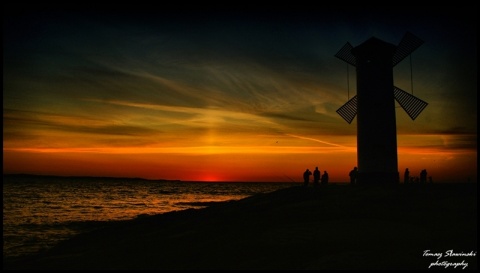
[[3, 7, 477, 182]]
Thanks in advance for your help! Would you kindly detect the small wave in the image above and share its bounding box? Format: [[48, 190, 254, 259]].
[[175, 200, 233, 207], [70, 205, 88, 208], [130, 203, 148, 207]]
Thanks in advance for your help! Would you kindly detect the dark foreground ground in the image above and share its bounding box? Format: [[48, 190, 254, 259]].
[[4, 183, 477, 270]]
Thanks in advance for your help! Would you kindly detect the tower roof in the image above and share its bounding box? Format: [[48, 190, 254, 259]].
[[351, 37, 396, 59]]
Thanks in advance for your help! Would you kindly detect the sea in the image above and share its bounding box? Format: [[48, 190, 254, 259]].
[[3, 174, 295, 260]]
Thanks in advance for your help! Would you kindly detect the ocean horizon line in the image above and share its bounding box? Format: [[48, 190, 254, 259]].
[[3, 173, 476, 184], [3, 173, 296, 183]]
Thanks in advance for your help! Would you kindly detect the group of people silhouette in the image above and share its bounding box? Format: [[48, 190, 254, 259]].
[[303, 166, 431, 185], [303, 167, 329, 186], [404, 168, 432, 184]]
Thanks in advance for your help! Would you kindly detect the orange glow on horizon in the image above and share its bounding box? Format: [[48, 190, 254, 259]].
[[3, 133, 477, 183]]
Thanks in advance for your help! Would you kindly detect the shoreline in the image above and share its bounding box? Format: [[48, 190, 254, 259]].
[[4, 183, 477, 270]]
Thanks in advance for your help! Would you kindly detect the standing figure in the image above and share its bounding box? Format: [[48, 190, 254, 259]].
[[321, 171, 329, 185], [420, 169, 427, 183], [313, 167, 321, 186], [404, 168, 410, 184], [349, 167, 358, 185], [303, 169, 312, 187]]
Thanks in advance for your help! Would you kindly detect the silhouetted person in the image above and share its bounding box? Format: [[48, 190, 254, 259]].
[[349, 167, 358, 185], [313, 167, 320, 186], [321, 171, 329, 185], [404, 168, 410, 184], [303, 169, 312, 187], [420, 169, 427, 183]]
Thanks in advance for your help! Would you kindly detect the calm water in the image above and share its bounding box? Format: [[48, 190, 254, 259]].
[[3, 175, 295, 259]]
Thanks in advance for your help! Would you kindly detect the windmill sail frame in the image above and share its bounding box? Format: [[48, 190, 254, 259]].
[[334, 32, 428, 185]]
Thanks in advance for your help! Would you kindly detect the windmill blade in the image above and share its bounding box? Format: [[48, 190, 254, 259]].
[[394, 86, 428, 120], [392, 32, 424, 67], [336, 95, 357, 124], [335, 42, 356, 67]]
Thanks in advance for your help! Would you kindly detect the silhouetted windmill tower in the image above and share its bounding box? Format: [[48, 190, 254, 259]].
[[335, 32, 428, 185]]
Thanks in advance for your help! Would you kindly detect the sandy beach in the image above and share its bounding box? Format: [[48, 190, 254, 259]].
[[3, 183, 477, 270]]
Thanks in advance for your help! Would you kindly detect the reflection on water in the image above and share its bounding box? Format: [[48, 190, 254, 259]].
[[3, 175, 294, 258]]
